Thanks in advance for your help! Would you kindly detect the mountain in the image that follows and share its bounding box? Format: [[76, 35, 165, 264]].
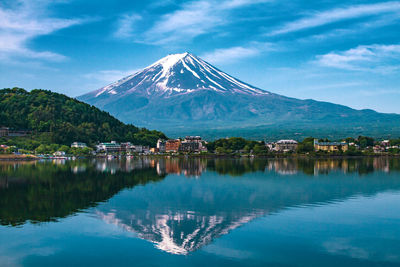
[[0, 88, 166, 146], [79, 52, 400, 139]]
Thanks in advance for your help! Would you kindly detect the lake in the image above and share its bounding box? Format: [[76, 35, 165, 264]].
[[1, 157, 400, 266]]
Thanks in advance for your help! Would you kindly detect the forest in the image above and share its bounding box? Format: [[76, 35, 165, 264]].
[[0, 88, 166, 149]]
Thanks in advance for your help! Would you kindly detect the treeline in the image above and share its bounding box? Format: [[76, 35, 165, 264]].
[[206, 137, 268, 154], [206, 136, 400, 156], [0, 88, 166, 148]]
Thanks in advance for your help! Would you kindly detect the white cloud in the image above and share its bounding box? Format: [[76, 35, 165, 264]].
[[135, 0, 271, 45], [0, 0, 85, 61], [201, 42, 274, 64], [315, 44, 400, 73], [202, 46, 260, 64], [114, 14, 142, 38], [83, 69, 138, 84], [269, 1, 400, 36]]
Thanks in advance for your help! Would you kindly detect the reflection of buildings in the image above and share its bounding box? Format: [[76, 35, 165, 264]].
[[94, 159, 400, 255], [91, 158, 207, 177], [312, 158, 391, 175], [94, 157, 155, 173], [2, 157, 400, 252], [267, 159, 298, 175], [156, 158, 206, 177], [373, 157, 390, 173]]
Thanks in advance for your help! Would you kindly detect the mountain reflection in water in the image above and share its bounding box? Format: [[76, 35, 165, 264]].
[[1, 157, 400, 256]]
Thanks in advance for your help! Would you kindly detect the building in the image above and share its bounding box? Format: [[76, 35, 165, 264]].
[[0, 127, 9, 137], [180, 136, 207, 153], [157, 139, 166, 153], [314, 139, 348, 152], [0, 127, 30, 137], [165, 139, 181, 153], [381, 140, 390, 147], [275, 140, 298, 152], [71, 142, 87, 148], [53, 151, 66, 157], [96, 141, 122, 153], [120, 143, 150, 154], [150, 148, 159, 153]]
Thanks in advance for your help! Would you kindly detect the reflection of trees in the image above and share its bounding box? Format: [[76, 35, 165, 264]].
[[206, 157, 400, 177], [0, 161, 165, 226], [156, 158, 207, 177], [1, 157, 399, 228], [207, 158, 267, 176], [95, 158, 400, 255]]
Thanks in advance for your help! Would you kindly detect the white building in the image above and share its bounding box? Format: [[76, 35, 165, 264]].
[[96, 141, 121, 153], [275, 140, 298, 152], [53, 151, 66, 156], [71, 142, 87, 148]]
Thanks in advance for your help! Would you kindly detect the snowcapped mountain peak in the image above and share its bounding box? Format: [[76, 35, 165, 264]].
[[90, 52, 270, 98]]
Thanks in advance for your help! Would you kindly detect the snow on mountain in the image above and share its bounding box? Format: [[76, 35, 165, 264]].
[[91, 52, 269, 98], [79, 52, 400, 138]]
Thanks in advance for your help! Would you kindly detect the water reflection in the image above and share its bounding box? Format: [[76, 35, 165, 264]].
[[1, 157, 400, 256]]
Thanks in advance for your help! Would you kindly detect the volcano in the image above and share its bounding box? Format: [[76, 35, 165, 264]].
[[79, 52, 400, 139]]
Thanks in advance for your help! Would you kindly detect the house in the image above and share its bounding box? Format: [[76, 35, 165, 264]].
[[180, 136, 207, 152], [165, 139, 181, 153], [275, 140, 298, 152], [71, 142, 87, 148], [0, 127, 30, 137], [314, 139, 348, 152], [157, 139, 166, 153], [0, 127, 9, 137], [53, 151, 66, 157], [0, 144, 9, 152], [96, 141, 121, 153], [373, 145, 385, 153], [381, 140, 390, 147]]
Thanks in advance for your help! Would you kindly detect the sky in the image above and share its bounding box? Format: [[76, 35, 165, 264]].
[[0, 0, 399, 113]]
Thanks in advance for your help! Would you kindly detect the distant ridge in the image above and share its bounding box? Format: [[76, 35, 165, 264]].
[[79, 53, 400, 139]]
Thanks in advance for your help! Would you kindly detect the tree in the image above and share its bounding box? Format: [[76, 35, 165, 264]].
[[357, 136, 374, 148], [297, 137, 315, 153]]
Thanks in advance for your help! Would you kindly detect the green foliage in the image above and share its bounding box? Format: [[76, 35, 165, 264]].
[[206, 137, 263, 154], [0, 88, 166, 148], [357, 136, 374, 148], [297, 137, 315, 153], [390, 138, 400, 146], [344, 145, 363, 156]]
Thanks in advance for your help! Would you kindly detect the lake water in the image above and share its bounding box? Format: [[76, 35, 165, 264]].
[[1, 157, 400, 266]]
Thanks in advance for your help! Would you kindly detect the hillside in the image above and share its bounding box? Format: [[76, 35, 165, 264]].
[[79, 53, 400, 139], [0, 88, 166, 146]]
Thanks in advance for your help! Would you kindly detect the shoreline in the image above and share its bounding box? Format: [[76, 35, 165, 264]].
[[0, 154, 38, 161], [1, 153, 399, 161]]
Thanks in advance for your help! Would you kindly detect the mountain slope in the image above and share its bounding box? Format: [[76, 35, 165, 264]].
[[79, 53, 400, 138], [0, 88, 166, 145]]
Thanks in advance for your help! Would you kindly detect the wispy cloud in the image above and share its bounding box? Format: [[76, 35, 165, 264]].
[[202, 47, 260, 64], [114, 14, 142, 39], [359, 88, 400, 96], [201, 42, 274, 64], [315, 44, 400, 73], [116, 0, 272, 45], [268, 1, 400, 36], [0, 0, 86, 61], [83, 69, 138, 84]]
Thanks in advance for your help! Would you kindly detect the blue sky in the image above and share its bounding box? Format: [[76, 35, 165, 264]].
[[0, 0, 399, 113]]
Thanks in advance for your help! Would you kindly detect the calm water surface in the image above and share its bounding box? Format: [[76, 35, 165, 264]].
[[1, 157, 400, 266]]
